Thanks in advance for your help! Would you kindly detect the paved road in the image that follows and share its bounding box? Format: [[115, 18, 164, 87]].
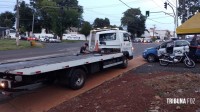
[[0, 41, 85, 61], [0, 42, 158, 61]]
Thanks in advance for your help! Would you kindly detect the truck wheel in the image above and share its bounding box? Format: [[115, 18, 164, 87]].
[[120, 57, 128, 68], [69, 69, 86, 90]]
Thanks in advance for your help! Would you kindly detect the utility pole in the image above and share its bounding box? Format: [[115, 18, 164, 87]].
[[175, 0, 178, 38], [16, 0, 20, 46], [32, 13, 34, 35], [153, 25, 156, 38]]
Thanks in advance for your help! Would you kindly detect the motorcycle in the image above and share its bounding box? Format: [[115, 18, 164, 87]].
[[159, 46, 195, 68]]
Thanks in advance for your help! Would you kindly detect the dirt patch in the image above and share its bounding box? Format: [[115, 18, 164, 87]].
[[48, 63, 200, 112], [144, 73, 200, 112]]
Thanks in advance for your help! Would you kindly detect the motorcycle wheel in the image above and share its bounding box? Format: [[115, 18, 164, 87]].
[[184, 58, 195, 68], [159, 56, 169, 66]]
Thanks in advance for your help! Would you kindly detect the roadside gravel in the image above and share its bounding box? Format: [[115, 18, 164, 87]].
[[48, 61, 200, 112]]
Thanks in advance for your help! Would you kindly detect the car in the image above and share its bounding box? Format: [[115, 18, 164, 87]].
[[20, 34, 27, 40], [143, 38, 152, 43], [45, 37, 61, 43], [39, 36, 49, 42], [27, 36, 38, 41], [155, 39, 165, 43], [143, 46, 159, 62], [143, 40, 190, 62]]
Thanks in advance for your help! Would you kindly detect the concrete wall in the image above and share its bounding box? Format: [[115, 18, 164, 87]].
[[62, 34, 86, 40]]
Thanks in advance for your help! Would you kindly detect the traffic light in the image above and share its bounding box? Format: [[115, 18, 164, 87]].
[[164, 2, 167, 9], [146, 11, 150, 17]]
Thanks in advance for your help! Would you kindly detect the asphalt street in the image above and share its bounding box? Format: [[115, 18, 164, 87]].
[[0, 42, 158, 61], [0, 41, 85, 61]]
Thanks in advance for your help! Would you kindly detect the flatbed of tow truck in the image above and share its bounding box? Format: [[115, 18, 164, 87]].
[[0, 53, 123, 75]]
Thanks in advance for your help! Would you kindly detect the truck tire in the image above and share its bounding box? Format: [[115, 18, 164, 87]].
[[69, 69, 86, 90], [120, 57, 128, 68]]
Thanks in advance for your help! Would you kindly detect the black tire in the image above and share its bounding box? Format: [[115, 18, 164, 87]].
[[159, 56, 169, 66], [147, 54, 156, 62], [184, 58, 195, 68], [120, 57, 128, 68], [69, 69, 86, 90]]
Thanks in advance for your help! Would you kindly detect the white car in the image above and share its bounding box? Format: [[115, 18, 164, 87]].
[[39, 36, 49, 42], [46, 37, 61, 43]]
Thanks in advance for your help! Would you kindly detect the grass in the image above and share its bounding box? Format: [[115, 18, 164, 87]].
[[0, 39, 43, 51]]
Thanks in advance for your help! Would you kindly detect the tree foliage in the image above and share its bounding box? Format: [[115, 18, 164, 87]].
[[93, 18, 110, 28], [178, 0, 200, 23], [0, 11, 15, 28], [18, 1, 34, 33], [121, 8, 146, 37], [30, 0, 83, 39], [80, 21, 92, 40]]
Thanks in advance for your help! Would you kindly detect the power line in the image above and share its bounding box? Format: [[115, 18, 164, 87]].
[[85, 9, 121, 19], [150, 0, 163, 9], [147, 18, 173, 24], [167, 0, 175, 8], [118, 0, 132, 9], [149, 15, 172, 19]]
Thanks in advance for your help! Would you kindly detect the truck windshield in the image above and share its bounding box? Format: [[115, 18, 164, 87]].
[[99, 33, 116, 41]]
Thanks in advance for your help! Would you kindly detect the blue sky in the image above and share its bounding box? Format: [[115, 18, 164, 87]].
[[0, 0, 178, 31]]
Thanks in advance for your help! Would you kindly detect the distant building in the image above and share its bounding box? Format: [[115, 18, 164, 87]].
[[0, 27, 8, 38], [34, 28, 58, 39], [63, 27, 88, 40], [143, 28, 173, 40]]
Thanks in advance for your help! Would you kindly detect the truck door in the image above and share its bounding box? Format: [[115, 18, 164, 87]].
[[121, 33, 133, 58], [89, 31, 97, 51]]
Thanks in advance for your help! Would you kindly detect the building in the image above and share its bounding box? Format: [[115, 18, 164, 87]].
[[143, 28, 174, 40], [0, 27, 8, 38]]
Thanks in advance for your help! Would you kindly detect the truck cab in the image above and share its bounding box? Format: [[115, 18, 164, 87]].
[[89, 28, 134, 59]]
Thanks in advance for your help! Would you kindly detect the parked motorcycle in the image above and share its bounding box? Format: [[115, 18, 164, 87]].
[[159, 46, 195, 68]]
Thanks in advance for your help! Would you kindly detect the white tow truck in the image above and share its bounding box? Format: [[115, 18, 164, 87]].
[[0, 28, 133, 92]]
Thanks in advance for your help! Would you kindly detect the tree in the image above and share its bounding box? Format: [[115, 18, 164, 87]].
[[0, 11, 15, 28], [178, 0, 200, 23], [30, 0, 83, 39], [93, 18, 110, 28], [80, 21, 92, 40], [121, 8, 146, 37], [18, 1, 34, 33]]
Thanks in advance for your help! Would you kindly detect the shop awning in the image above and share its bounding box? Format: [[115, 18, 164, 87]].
[[176, 12, 200, 35]]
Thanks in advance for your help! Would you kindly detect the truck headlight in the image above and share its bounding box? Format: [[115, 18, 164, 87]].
[[0, 81, 8, 89], [132, 47, 134, 51]]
